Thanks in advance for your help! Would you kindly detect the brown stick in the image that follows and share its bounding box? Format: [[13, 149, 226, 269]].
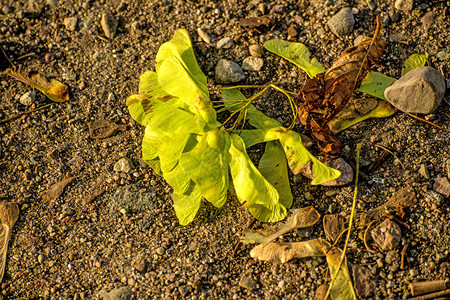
[[408, 288, 450, 300], [408, 280, 447, 297]]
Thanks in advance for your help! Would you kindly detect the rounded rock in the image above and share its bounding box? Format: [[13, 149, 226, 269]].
[[249, 44, 264, 58], [327, 7, 355, 38], [241, 57, 264, 71], [19, 91, 35, 106], [216, 37, 234, 49], [384, 66, 445, 114], [214, 59, 245, 84]]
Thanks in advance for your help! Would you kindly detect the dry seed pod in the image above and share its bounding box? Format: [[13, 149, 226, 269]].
[[0, 202, 20, 282]]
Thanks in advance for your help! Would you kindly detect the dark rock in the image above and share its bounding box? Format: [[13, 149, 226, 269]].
[[371, 219, 402, 251], [433, 177, 450, 198], [353, 265, 375, 298], [384, 67, 445, 114]]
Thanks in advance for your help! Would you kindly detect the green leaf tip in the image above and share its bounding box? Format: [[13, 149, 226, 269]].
[[401, 53, 428, 76], [264, 39, 325, 78]]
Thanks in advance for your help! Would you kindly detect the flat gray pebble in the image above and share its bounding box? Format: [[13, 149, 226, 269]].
[[99, 286, 132, 300], [239, 275, 257, 290], [197, 28, 211, 44]]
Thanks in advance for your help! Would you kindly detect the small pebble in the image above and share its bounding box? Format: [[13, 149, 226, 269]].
[[239, 275, 257, 290], [38, 254, 44, 264], [197, 28, 211, 44], [63, 17, 78, 31], [395, 0, 414, 11], [101, 13, 118, 39], [216, 37, 234, 49], [249, 45, 264, 58], [114, 157, 135, 173], [241, 57, 264, 71], [19, 91, 35, 106], [156, 247, 165, 255]]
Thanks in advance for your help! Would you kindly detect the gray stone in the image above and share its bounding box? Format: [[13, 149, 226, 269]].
[[216, 37, 234, 49], [327, 7, 354, 38], [197, 28, 211, 44], [101, 13, 118, 39], [114, 157, 134, 173], [99, 286, 132, 300], [109, 184, 157, 214], [249, 44, 264, 58], [242, 56, 264, 71], [215, 59, 245, 84], [239, 275, 257, 290], [371, 219, 402, 251], [19, 91, 35, 106], [395, 0, 414, 11], [63, 17, 78, 31], [384, 67, 445, 114]]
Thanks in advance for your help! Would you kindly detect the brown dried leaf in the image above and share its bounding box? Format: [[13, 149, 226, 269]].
[[82, 176, 106, 205], [239, 15, 271, 28], [323, 214, 346, 242], [5, 68, 69, 103], [297, 16, 386, 155], [0, 202, 19, 282], [43, 176, 75, 202], [88, 119, 127, 139]]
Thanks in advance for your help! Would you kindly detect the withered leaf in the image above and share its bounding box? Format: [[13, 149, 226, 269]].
[[242, 206, 321, 245], [88, 119, 127, 139], [239, 15, 271, 28], [0, 202, 19, 283], [43, 176, 75, 202], [82, 175, 106, 205], [323, 214, 346, 243], [5, 68, 69, 103], [297, 16, 386, 156]]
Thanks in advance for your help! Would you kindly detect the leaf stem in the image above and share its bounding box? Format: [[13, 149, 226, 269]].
[[0, 103, 54, 124], [325, 142, 362, 299]]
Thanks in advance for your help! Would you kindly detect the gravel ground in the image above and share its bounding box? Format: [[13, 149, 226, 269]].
[[0, 0, 449, 299]]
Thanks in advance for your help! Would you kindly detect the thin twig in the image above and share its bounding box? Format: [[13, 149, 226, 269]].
[[16, 53, 36, 60], [406, 112, 450, 132], [375, 144, 406, 170], [363, 220, 376, 252], [0, 103, 54, 124]]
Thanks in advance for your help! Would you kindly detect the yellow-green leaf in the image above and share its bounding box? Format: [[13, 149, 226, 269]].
[[264, 39, 325, 78], [228, 134, 286, 222], [173, 181, 203, 226], [357, 71, 396, 100], [259, 141, 293, 209], [401, 53, 428, 76]]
